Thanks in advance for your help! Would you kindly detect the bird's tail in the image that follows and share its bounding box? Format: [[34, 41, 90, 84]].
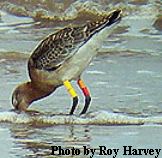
[[84, 9, 122, 37]]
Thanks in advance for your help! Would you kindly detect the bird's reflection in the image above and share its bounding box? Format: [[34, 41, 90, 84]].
[[9, 123, 91, 158]]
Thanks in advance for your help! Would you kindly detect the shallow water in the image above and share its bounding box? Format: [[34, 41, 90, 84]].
[[0, 0, 162, 158]]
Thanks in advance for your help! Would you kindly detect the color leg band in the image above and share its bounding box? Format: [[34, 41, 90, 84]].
[[64, 80, 77, 98], [78, 79, 90, 96]]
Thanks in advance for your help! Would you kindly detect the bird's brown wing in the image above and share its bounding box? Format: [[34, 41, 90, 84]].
[[30, 26, 87, 71], [30, 9, 122, 71]]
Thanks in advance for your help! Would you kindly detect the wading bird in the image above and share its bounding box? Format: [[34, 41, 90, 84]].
[[12, 9, 122, 115]]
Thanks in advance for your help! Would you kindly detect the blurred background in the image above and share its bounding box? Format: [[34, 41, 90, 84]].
[[0, 1, 162, 158]]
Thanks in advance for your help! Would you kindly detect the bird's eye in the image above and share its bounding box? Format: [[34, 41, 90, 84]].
[[12, 95, 18, 106], [12, 90, 19, 107]]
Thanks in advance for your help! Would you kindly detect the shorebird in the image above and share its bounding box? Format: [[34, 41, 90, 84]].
[[12, 9, 122, 115]]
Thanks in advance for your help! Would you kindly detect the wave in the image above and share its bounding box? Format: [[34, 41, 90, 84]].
[[0, 110, 162, 126], [0, 51, 29, 60], [1, 0, 161, 29], [0, 1, 110, 25]]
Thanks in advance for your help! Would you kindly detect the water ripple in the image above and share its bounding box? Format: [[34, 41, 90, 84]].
[[0, 110, 162, 126]]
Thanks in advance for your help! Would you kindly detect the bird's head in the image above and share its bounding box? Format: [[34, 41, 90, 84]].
[[12, 82, 56, 111], [12, 82, 32, 111]]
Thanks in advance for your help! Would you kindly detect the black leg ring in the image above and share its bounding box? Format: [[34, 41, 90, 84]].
[[80, 96, 91, 115], [69, 96, 79, 115]]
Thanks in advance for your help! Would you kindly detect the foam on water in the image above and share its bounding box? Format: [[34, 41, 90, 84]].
[[0, 110, 162, 126]]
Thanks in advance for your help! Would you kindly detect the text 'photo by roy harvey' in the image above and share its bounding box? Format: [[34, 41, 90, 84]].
[[51, 145, 161, 158]]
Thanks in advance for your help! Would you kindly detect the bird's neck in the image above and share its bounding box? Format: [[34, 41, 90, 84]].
[[23, 81, 56, 104]]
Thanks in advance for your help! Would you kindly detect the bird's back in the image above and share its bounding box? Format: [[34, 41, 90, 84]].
[[29, 9, 122, 72]]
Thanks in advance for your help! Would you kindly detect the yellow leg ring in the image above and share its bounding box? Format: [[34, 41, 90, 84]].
[[63, 80, 77, 98]]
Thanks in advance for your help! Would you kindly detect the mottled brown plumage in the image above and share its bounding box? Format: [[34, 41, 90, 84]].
[[30, 9, 121, 71]]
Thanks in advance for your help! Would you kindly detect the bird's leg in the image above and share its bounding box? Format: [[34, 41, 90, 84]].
[[77, 79, 91, 115], [63, 80, 79, 115]]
